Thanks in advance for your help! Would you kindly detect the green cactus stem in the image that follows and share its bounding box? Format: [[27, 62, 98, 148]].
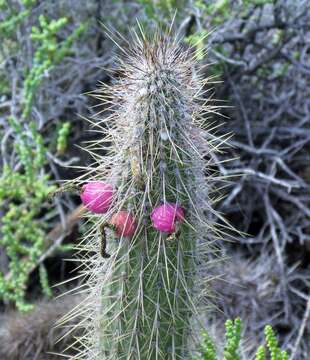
[[68, 29, 228, 360]]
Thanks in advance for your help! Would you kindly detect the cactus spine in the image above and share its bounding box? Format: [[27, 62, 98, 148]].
[[69, 30, 225, 360]]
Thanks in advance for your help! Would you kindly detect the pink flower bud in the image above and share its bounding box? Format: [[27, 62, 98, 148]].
[[151, 203, 185, 233], [80, 182, 114, 214], [110, 210, 137, 237]]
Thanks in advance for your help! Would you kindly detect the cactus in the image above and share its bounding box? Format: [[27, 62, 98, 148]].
[[68, 28, 228, 360]]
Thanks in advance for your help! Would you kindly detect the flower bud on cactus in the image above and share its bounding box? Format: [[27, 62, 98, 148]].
[[80, 182, 114, 214], [109, 210, 137, 237], [151, 203, 185, 233]]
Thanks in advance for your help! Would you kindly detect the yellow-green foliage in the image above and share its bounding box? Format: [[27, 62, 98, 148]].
[[138, 0, 180, 19], [57, 122, 71, 155], [224, 318, 242, 360], [194, 319, 289, 360], [184, 31, 208, 61], [0, 0, 35, 37], [23, 15, 86, 118], [0, 116, 54, 311], [255, 346, 266, 360], [137, 0, 187, 27], [263, 325, 289, 360], [193, 331, 217, 360], [39, 264, 52, 298], [0, 3, 85, 311]]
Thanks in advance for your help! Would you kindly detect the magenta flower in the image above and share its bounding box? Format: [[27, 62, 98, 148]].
[[110, 210, 137, 237], [80, 182, 114, 214], [151, 203, 185, 233]]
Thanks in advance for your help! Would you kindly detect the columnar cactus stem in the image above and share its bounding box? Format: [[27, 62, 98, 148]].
[[69, 31, 227, 360]]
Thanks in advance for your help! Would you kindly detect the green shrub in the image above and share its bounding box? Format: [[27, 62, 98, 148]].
[[194, 319, 289, 360], [0, 2, 86, 311]]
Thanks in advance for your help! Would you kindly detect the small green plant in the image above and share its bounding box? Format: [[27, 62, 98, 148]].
[[0, 165, 54, 311], [23, 15, 86, 118], [193, 330, 217, 360], [0, 115, 54, 311], [0, 5, 30, 36], [57, 121, 71, 155], [194, 319, 289, 360], [262, 325, 289, 360], [137, 0, 188, 29], [0, 3, 86, 311], [39, 264, 52, 298], [138, 0, 185, 21], [223, 318, 242, 360]]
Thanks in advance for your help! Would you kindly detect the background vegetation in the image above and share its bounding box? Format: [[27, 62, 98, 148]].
[[0, 0, 309, 359]]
